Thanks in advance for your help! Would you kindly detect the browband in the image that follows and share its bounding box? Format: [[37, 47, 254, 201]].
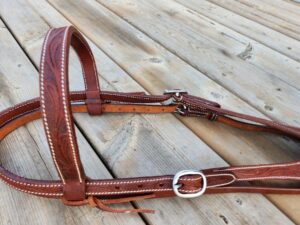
[[1, 26, 300, 213]]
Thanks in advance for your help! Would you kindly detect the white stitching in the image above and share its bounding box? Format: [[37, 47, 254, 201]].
[[0, 173, 62, 188], [179, 188, 201, 193], [0, 108, 38, 128], [238, 176, 300, 181], [0, 90, 84, 120], [87, 187, 208, 195], [0, 179, 63, 196], [206, 174, 236, 188], [87, 174, 237, 195], [0, 98, 86, 128], [0, 99, 37, 118], [40, 29, 66, 184], [61, 27, 83, 183], [87, 176, 203, 186], [87, 188, 173, 195], [218, 161, 300, 172], [87, 177, 172, 186]]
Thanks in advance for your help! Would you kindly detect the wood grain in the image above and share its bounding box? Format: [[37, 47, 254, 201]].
[[165, 0, 300, 90], [0, 19, 144, 225], [0, 0, 299, 224], [45, 0, 300, 223], [86, 0, 300, 221], [262, 0, 300, 16], [2, 1, 272, 224], [175, 0, 300, 63], [209, 0, 300, 40], [93, 0, 300, 127]]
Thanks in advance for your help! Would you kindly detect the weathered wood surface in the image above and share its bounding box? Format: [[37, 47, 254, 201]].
[[0, 19, 144, 225], [175, 0, 300, 62], [210, 0, 300, 41], [47, 0, 300, 221], [0, 0, 299, 224], [93, 0, 300, 122], [172, 0, 300, 90]]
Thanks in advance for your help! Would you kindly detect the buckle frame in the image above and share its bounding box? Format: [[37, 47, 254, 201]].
[[163, 89, 187, 106], [175, 104, 188, 115], [164, 89, 187, 97], [172, 170, 207, 198]]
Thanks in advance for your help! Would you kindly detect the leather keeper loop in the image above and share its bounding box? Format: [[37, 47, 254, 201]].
[[86, 90, 102, 115], [63, 179, 86, 201]]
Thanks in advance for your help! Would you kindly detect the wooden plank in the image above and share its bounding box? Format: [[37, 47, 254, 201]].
[[0, 0, 296, 224], [31, 0, 295, 222], [205, 0, 300, 41], [260, 0, 300, 16], [87, 2, 300, 222], [112, 0, 300, 90], [25, 0, 300, 223], [41, 0, 300, 223], [43, 0, 300, 162], [235, 0, 300, 35], [284, 0, 300, 6], [0, 21, 144, 225], [169, 0, 300, 90], [92, 0, 300, 125], [243, 0, 300, 26], [175, 0, 300, 63]]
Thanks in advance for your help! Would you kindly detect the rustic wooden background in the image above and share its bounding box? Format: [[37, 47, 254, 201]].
[[0, 0, 300, 224]]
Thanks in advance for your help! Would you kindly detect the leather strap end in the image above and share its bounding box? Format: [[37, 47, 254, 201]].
[[87, 194, 156, 214]]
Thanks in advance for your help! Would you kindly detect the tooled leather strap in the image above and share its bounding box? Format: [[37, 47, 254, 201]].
[[0, 26, 300, 213], [41, 26, 102, 116], [178, 93, 300, 139], [34, 25, 300, 204], [39, 26, 102, 200], [0, 90, 300, 212]]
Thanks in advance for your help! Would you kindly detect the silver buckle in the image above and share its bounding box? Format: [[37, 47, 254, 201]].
[[172, 170, 207, 198], [175, 104, 188, 115], [164, 89, 187, 97], [163, 89, 187, 105]]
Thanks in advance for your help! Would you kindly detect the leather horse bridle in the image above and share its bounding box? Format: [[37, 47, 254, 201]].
[[1, 26, 300, 213]]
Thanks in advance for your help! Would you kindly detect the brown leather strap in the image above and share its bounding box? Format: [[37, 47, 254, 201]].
[[1, 26, 300, 213], [0, 91, 300, 212], [39, 26, 95, 200]]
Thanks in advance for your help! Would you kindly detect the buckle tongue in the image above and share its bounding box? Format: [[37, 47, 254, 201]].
[[175, 104, 188, 115], [163, 89, 188, 114], [172, 170, 207, 198]]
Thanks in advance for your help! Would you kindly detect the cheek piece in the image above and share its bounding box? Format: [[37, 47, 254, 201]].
[[1, 26, 300, 214]]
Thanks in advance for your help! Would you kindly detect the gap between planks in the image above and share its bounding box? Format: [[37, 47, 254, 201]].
[[0, 0, 298, 223], [44, 0, 300, 223], [206, 0, 300, 41], [92, 0, 300, 127], [0, 18, 147, 225]]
